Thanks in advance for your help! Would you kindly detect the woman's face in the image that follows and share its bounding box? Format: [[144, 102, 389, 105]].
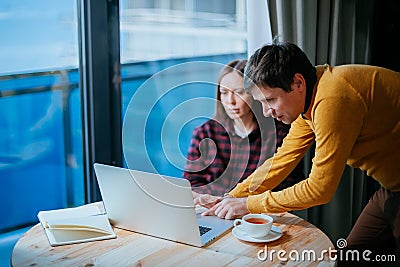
[[219, 71, 253, 121]]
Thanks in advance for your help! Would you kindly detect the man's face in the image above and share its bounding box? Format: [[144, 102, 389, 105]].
[[251, 81, 306, 124]]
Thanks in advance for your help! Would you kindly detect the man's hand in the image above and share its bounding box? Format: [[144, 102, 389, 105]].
[[202, 197, 249, 220]]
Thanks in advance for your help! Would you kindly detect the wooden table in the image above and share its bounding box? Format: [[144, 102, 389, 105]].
[[12, 210, 336, 266]]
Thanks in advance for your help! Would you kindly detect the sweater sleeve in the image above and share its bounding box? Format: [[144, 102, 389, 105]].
[[229, 115, 315, 197], [240, 95, 365, 213]]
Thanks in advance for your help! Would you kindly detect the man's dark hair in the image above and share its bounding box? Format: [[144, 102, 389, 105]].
[[244, 41, 317, 93]]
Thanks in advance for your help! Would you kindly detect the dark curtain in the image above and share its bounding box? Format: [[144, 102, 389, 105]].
[[247, 0, 399, 243]]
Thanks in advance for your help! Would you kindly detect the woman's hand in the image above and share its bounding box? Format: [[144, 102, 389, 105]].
[[202, 197, 249, 219], [193, 192, 223, 209]]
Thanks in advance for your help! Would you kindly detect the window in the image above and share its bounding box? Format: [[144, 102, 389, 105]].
[[0, 1, 248, 264], [119, 0, 247, 177], [0, 1, 83, 233], [0, 0, 248, 252]]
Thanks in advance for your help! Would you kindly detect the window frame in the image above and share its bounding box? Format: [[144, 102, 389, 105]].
[[78, 0, 123, 203]]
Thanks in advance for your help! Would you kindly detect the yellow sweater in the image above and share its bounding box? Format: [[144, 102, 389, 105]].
[[229, 64, 400, 213]]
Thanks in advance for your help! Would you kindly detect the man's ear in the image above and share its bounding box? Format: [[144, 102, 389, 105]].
[[293, 73, 306, 92]]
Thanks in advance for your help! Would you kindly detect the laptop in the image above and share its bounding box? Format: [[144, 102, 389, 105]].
[[93, 163, 233, 247]]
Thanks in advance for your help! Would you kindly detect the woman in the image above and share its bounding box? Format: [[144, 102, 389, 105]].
[[183, 59, 304, 196]]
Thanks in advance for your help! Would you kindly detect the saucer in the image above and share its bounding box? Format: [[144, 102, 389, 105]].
[[232, 225, 283, 243]]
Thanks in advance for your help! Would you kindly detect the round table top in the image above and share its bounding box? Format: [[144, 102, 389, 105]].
[[12, 211, 336, 266]]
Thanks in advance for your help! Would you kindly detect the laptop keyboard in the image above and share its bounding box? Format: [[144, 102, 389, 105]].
[[199, 225, 212, 236]]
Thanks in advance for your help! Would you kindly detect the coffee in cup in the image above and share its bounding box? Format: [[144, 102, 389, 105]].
[[233, 214, 273, 238]]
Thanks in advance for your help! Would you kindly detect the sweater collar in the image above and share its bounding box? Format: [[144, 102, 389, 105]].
[[224, 118, 259, 138], [301, 64, 328, 120]]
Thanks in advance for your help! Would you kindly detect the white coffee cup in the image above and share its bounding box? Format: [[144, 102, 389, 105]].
[[233, 214, 273, 238]]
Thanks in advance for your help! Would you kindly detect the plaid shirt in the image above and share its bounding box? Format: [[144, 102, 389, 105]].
[[183, 118, 304, 196]]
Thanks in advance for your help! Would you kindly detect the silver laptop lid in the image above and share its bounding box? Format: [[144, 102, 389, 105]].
[[94, 163, 232, 247]]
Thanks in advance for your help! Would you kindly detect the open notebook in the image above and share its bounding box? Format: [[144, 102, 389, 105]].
[[37, 204, 116, 246]]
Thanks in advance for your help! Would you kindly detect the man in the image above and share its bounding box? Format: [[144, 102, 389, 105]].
[[194, 41, 400, 265]]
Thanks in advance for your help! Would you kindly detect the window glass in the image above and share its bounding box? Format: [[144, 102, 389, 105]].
[[120, 0, 247, 177], [0, 0, 83, 233], [120, 0, 246, 61]]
